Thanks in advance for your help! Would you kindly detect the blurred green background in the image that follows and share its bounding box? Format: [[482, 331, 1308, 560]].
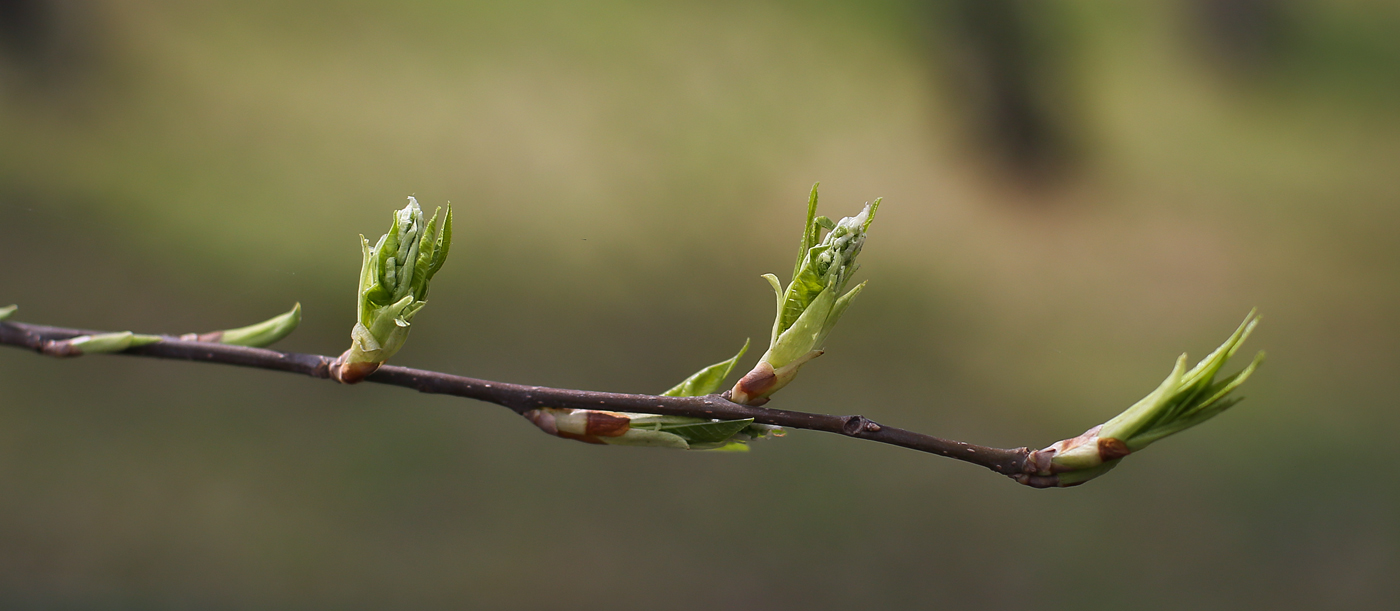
[[2, 0, 1398, 609]]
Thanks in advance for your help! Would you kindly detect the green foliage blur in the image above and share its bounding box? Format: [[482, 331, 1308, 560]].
[[2, 1, 1398, 609]]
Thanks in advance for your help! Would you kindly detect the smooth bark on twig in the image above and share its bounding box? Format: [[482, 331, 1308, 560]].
[[0, 320, 1033, 480]]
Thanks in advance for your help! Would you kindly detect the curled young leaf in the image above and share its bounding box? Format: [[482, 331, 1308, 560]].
[[180, 303, 303, 347]]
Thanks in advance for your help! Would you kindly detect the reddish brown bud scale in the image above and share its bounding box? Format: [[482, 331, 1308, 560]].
[[584, 411, 631, 437], [1097, 437, 1131, 460], [330, 356, 381, 384], [524, 408, 632, 445], [736, 364, 776, 396], [731, 361, 777, 406]]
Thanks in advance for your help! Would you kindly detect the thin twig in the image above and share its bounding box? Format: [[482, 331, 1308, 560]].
[[0, 320, 1032, 480]]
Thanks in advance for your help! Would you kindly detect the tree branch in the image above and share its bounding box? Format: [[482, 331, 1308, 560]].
[[0, 319, 1034, 482]]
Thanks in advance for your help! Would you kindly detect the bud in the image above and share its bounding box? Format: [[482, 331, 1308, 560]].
[[331, 198, 452, 383], [179, 303, 302, 347], [0, 305, 15, 321], [525, 340, 784, 450], [41, 331, 160, 358], [1017, 310, 1265, 487], [729, 184, 879, 406], [524, 407, 781, 451]]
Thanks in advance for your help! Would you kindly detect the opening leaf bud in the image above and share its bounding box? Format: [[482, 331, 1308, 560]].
[[332, 198, 452, 383], [1017, 310, 1265, 487], [525, 340, 784, 451], [523, 407, 783, 451], [729, 184, 879, 405]]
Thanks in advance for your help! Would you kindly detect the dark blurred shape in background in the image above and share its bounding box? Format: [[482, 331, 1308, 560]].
[[931, 0, 1079, 185], [0, 0, 51, 61], [1191, 0, 1292, 76], [0, 0, 92, 90]]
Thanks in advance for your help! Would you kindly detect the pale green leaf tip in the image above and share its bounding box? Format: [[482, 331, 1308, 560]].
[[0, 305, 15, 321], [218, 303, 302, 347], [762, 273, 783, 295]]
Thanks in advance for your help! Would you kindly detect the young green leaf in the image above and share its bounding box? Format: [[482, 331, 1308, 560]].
[[205, 303, 303, 347], [601, 428, 691, 449], [661, 339, 749, 397], [650, 418, 755, 445]]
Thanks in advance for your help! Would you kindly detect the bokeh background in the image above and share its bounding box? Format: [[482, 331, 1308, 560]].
[[2, 1, 1398, 609]]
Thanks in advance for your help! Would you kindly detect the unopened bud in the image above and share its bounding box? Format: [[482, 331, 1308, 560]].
[[41, 331, 160, 358]]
